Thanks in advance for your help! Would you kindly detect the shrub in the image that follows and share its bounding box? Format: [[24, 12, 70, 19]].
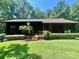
[[19, 23, 33, 35], [5, 35, 25, 40], [43, 31, 51, 40], [0, 33, 6, 42], [64, 29, 71, 33]]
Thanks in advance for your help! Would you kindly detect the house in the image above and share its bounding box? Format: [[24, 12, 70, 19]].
[[5, 18, 77, 35]]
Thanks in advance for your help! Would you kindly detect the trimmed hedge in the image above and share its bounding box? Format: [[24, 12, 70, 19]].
[[5, 35, 25, 40], [5, 33, 79, 40], [50, 33, 79, 39]]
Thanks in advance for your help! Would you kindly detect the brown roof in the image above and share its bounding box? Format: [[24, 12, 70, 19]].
[[5, 19, 77, 24], [42, 19, 77, 23], [5, 19, 42, 22]]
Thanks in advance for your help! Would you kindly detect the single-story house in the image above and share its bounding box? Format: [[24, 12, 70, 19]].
[[5, 18, 77, 35]]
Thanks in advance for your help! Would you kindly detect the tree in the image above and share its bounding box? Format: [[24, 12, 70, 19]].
[[0, 0, 12, 33], [0, 0, 33, 33], [44, 9, 51, 18], [69, 1, 79, 32], [13, 0, 33, 19], [19, 23, 33, 36], [58, 6, 70, 19], [0, 0, 16, 19], [46, 0, 68, 18], [0, 0, 33, 19], [31, 8, 44, 19], [69, 1, 79, 21]]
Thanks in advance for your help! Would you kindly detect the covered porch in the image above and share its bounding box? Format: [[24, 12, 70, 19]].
[[42, 19, 77, 33], [5, 19, 43, 35], [5, 19, 77, 35]]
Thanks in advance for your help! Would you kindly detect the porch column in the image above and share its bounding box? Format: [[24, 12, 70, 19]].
[[49, 23, 52, 32], [43, 23, 46, 31], [43, 23, 44, 31], [5, 23, 8, 34]]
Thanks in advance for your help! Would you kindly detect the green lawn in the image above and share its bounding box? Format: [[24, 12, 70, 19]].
[[0, 40, 79, 59]]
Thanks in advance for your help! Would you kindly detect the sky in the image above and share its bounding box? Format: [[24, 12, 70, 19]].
[[27, 0, 77, 12]]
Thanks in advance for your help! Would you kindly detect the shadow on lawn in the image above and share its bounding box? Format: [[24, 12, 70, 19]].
[[0, 44, 42, 59]]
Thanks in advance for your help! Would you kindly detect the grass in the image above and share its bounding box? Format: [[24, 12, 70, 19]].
[[0, 40, 79, 59]]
